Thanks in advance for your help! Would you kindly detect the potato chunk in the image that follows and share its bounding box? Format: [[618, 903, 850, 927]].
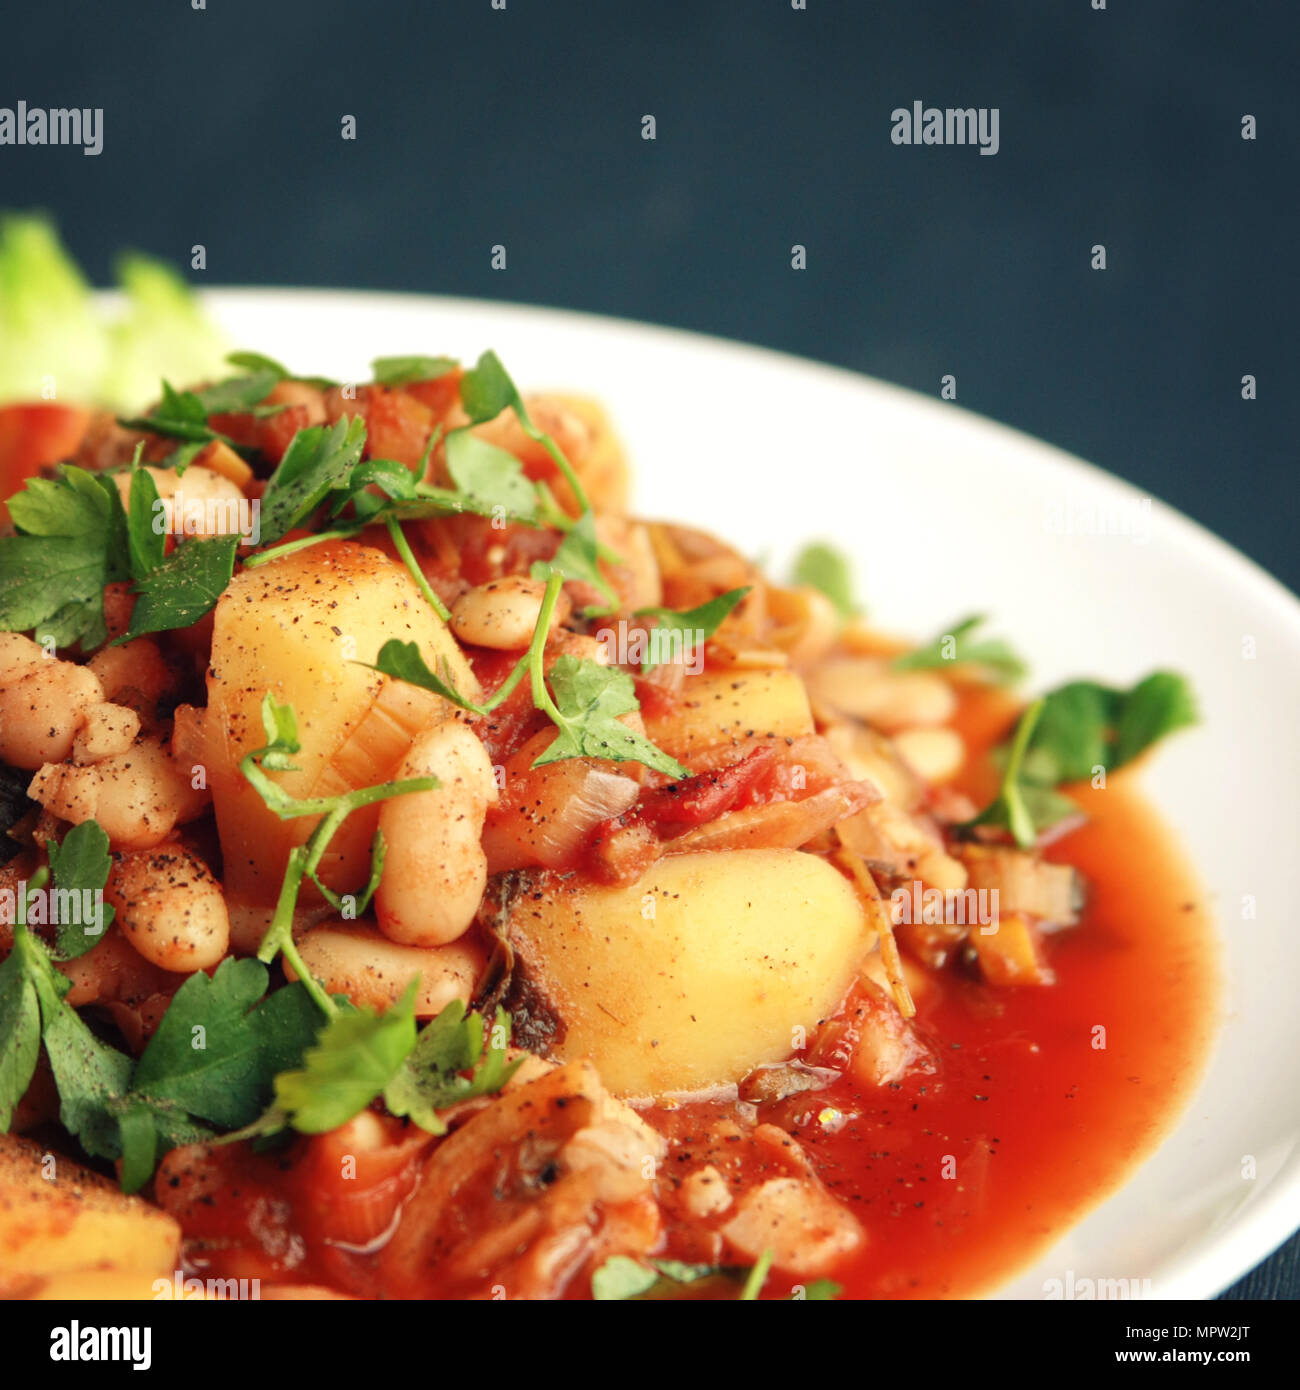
[[641, 670, 813, 761], [509, 849, 872, 1098], [199, 542, 479, 943], [0, 1134, 180, 1295]]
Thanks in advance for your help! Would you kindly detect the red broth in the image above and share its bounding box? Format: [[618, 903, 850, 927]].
[[164, 687, 1217, 1299]]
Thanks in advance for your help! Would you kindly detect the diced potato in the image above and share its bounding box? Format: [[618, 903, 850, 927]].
[[642, 670, 814, 760], [192, 439, 254, 490], [508, 849, 872, 1098], [0, 1134, 179, 1294], [969, 913, 1055, 986], [29, 1270, 216, 1300], [200, 542, 480, 942]]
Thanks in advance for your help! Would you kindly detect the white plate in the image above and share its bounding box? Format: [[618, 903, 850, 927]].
[[200, 289, 1300, 1300]]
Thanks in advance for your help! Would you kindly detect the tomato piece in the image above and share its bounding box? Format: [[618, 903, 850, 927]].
[[0, 402, 91, 515], [636, 745, 777, 832], [208, 403, 312, 465], [322, 385, 433, 469], [403, 368, 463, 422]]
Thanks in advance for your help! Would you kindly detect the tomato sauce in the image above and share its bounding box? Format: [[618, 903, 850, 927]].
[[755, 687, 1217, 1298], [160, 686, 1217, 1299]]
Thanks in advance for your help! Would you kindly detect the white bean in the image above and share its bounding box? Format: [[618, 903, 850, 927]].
[[29, 736, 206, 850], [450, 576, 566, 650], [290, 923, 485, 1017], [105, 845, 229, 973], [892, 727, 965, 784], [374, 713, 498, 946], [0, 657, 103, 769], [73, 702, 142, 765], [808, 659, 957, 730]]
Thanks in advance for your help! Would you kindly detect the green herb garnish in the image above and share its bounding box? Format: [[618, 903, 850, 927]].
[[0, 465, 129, 648], [121, 535, 238, 642], [634, 587, 750, 673], [371, 355, 457, 387], [238, 694, 436, 1017], [534, 651, 687, 778], [47, 819, 115, 959], [964, 670, 1196, 846], [892, 614, 1027, 684], [257, 417, 368, 546], [791, 541, 858, 618], [459, 349, 592, 514], [383, 999, 522, 1134]]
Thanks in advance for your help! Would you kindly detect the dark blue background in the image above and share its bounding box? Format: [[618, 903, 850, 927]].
[[3, 0, 1296, 1297]]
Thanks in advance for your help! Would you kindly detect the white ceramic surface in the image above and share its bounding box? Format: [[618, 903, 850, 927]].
[[198, 289, 1300, 1299]]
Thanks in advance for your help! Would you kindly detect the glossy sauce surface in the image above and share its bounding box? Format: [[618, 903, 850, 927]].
[[800, 688, 1218, 1297], [165, 687, 1217, 1299]]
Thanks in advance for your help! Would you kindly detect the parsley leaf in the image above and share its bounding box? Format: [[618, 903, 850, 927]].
[[274, 983, 417, 1133], [329, 457, 421, 517], [367, 639, 483, 714], [371, 355, 457, 386], [793, 1279, 843, 1301], [460, 350, 592, 513], [191, 370, 279, 416], [119, 380, 228, 444], [791, 542, 858, 618], [226, 351, 338, 393], [47, 819, 115, 959], [535, 654, 688, 778], [963, 698, 1054, 848], [126, 465, 166, 578], [258, 416, 368, 546], [444, 429, 539, 518], [634, 587, 751, 673], [29, 959, 133, 1161], [226, 350, 292, 379], [133, 958, 322, 1130], [1113, 672, 1198, 767], [383, 1000, 521, 1134], [530, 509, 615, 603], [892, 614, 1027, 685], [0, 948, 41, 1129], [116, 1105, 158, 1193], [0, 465, 127, 648], [591, 1256, 660, 1301], [122, 534, 238, 641], [2, 886, 136, 1160], [591, 1255, 774, 1301], [1021, 672, 1198, 785], [254, 688, 302, 772], [458, 349, 526, 425]]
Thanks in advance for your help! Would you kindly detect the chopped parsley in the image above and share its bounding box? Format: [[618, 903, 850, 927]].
[[893, 613, 1027, 684], [371, 354, 457, 387], [0, 464, 128, 648], [257, 416, 368, 546], [121, 534, 238, 642], [46, 819, 115, 959], [791, 541, 858, 618], [965, 671, 1197, 846], [634, 587, 751, 673]]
